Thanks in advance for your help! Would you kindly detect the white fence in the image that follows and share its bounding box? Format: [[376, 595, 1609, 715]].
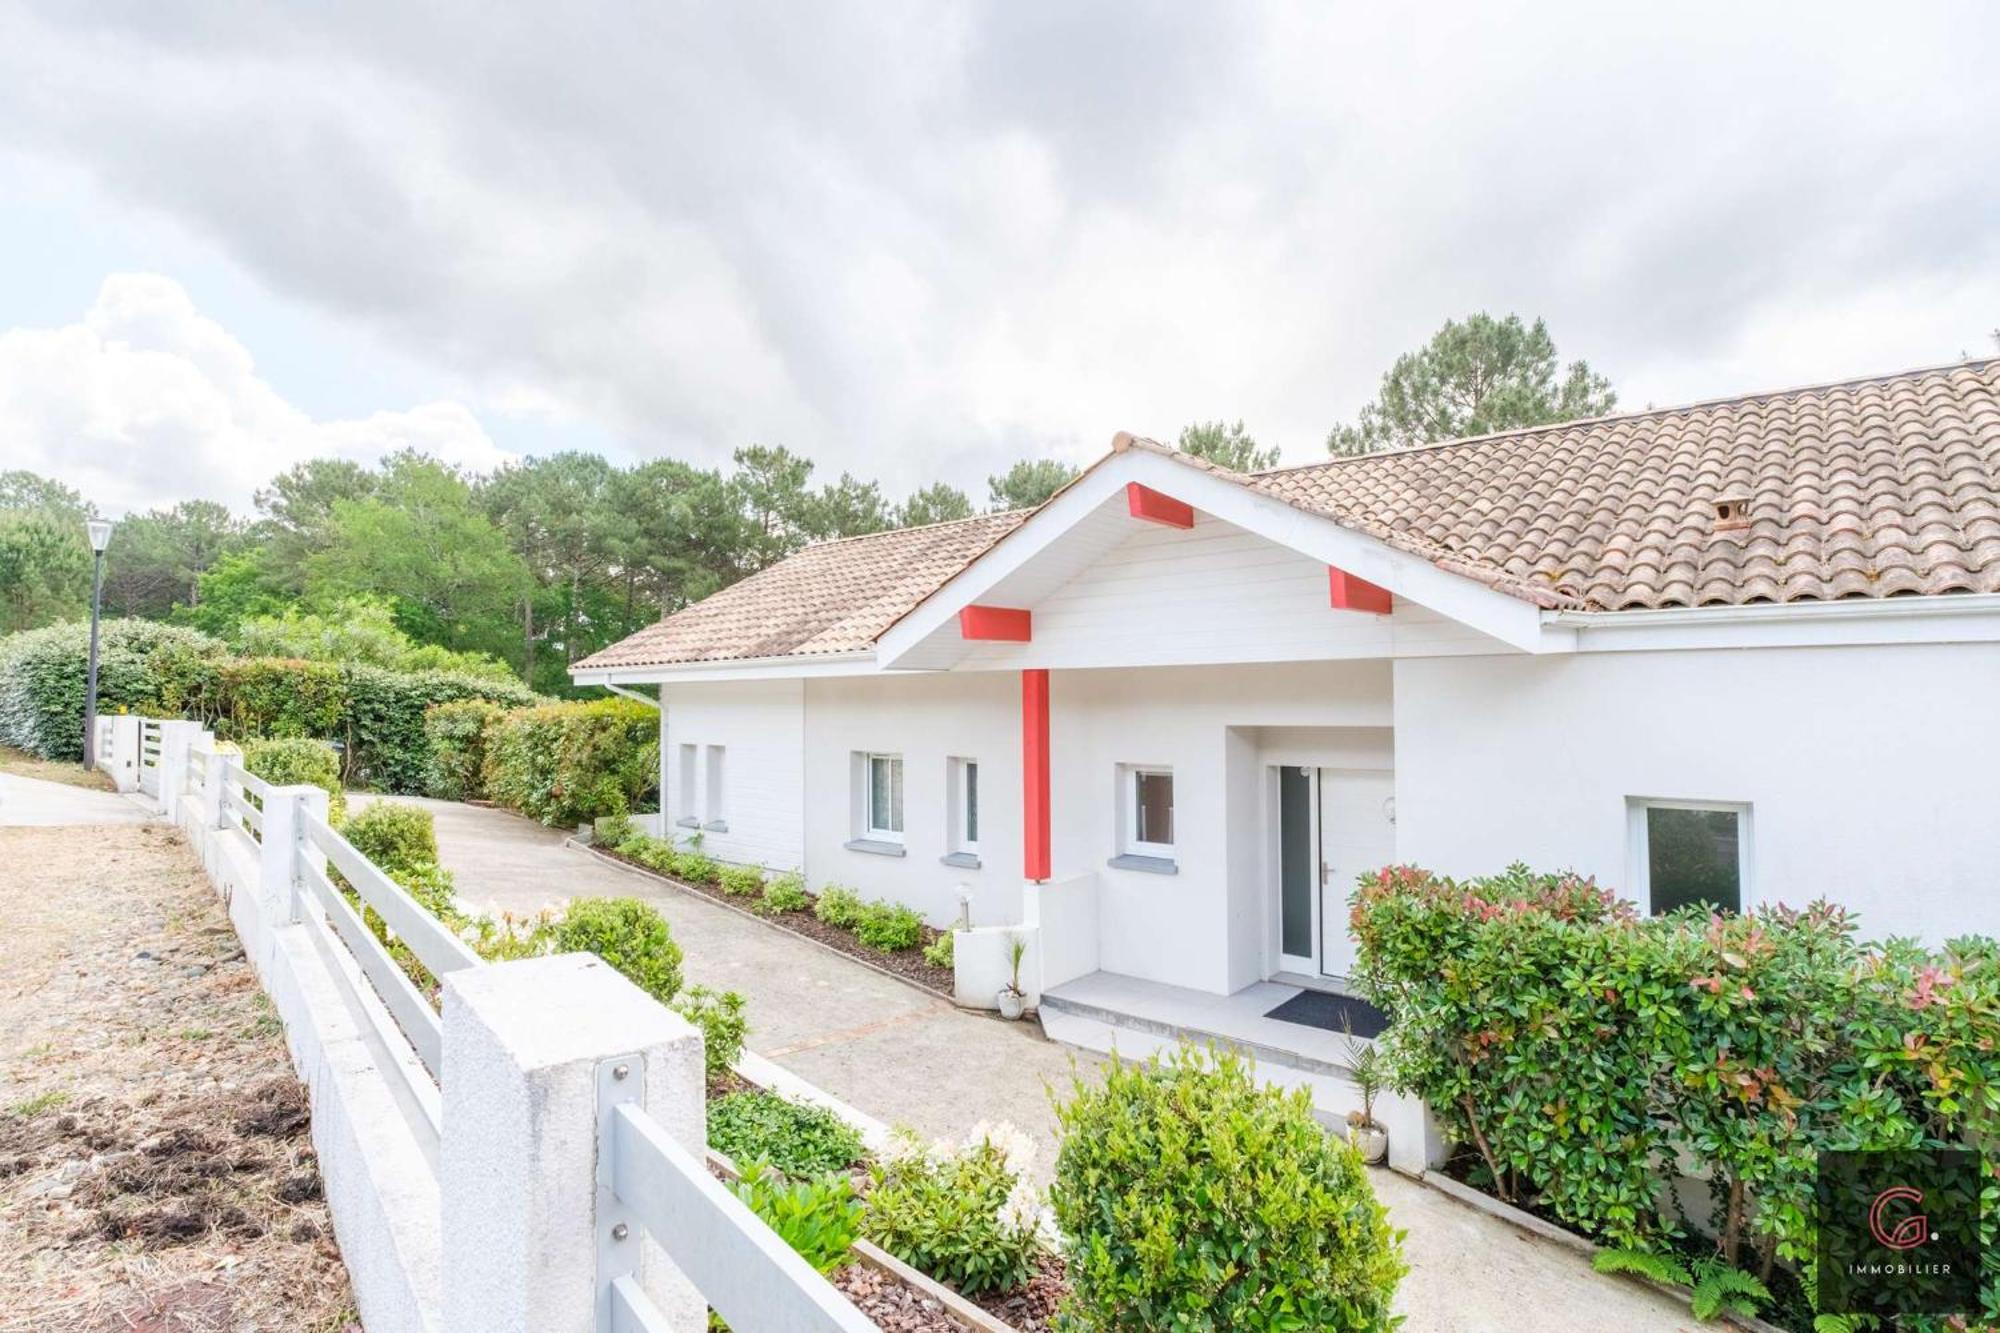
[[112, 716, 870, 1333]]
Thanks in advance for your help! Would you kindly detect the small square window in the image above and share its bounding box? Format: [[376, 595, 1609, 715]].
[[1631, 800, 1747, 915], [1121, 766, 1174, 859], [865, 753, 904, 840]]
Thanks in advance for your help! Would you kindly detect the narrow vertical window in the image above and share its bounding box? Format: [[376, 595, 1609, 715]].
[[946, 757, 980, 863], [677, 744, 699, 826], [865, 753, 904, 840], [703, 745, 726, 829], [1119, 765, 1175, 863]]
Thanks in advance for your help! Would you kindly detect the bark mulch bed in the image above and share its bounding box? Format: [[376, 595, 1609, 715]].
[[831, 1262, 974, 1332], [0, 823, 356, 1333], [966, 1254, 1066, 1332], [594, 845, 956, 996]]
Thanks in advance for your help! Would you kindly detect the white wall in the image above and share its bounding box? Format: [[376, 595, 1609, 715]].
[[1394, 643, 2000, 944], [802, 672, 1022, 925], [661, 679, 805, 872], [956, 515, 1498, 671]]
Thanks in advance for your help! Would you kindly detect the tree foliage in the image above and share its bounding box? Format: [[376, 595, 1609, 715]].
[[1328, 313, 1616, 455], [1177, 419, 1278, 472], [987, 458, 1078, 511]]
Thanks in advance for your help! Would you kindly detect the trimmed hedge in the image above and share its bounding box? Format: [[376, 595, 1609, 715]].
[[336, 664, 535, 794], [553, 897, 683, 1004], [342, 801, 441, 876], [1351, 864, 2000, 1319], [0, 619, 223, 761], [421, 698, 509, 801], [482, 697, 658, 827], [241, 737, 346, 825]]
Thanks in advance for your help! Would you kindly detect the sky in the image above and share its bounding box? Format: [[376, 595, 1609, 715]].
[[1, 2, 1996, 518]]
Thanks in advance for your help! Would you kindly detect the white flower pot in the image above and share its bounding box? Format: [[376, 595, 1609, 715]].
[[996, 988, 1026, 1020], [1348, 1122, 1388, 1165]]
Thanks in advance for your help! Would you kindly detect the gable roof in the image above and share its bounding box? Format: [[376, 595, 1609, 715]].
[[576, 359, 2000, 672]]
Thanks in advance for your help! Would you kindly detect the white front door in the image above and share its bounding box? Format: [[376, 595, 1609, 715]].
[[1316, 769, 1396, 980]]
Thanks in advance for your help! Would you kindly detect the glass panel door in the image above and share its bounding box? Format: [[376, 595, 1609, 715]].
[[1278, 765, 1317, 972]]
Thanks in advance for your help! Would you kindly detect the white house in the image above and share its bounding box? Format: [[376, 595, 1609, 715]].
[[575, 360, 2000, 1152]]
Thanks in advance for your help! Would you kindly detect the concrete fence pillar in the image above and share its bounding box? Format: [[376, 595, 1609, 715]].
[[259, 784, 328, 925], [100, 715, 141, 793], [200, 742, 231, 831], [440, 953, 707, 1333], [157, 721, 204, 821]]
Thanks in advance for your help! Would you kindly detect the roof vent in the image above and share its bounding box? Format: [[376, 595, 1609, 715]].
[[1712, 496, 1751, 532]]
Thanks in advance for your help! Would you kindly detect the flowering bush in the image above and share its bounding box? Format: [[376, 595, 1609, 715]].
[[670, 984, 747, 1083], [863, 1123, 1044, 1296], [1351, 863, 2000, 1321]]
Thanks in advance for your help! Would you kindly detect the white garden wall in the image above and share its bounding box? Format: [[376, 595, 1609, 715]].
[[660, 679, 806, 872], [1393, 642, 2000, 943]]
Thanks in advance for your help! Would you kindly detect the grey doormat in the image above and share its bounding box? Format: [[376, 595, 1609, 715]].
[[1263, 989, 1389, 1039]]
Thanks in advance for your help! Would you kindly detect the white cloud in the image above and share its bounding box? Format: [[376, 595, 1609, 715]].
[[0, 274, 510, 515]]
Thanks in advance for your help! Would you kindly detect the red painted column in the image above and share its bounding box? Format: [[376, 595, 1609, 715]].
[[1022, 668, 1051, 882]]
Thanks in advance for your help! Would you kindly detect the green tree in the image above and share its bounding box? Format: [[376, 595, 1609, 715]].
[[0, 471, 92, 633], [807, 473, 892, 540], [101, 500, 243, 618], [604, 459, 746, 621], [311, 452, 531, 663], [729, 444, 820, 570], [1177, 419, 1278, 472], [1328, 313, 1616, 455], [896, 482, 973, 528], [986, 458, 1079, 511], [185, 548, 290, 635], [482, 452, 620, 684], [0, 471, 90, 519]]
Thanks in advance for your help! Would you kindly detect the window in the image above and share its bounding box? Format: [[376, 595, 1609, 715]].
[[946, 757, 980, 862], [676, 744, 699, 826], [864, 753, 904, 840], [1122, 766, 1175, 859], [703, 745, 726, 829], [1630, 799, 1748, 915]]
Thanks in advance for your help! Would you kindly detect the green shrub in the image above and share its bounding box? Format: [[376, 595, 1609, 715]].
[[552, 897, 683, 1005], [854, 900, 924, 953], [707, 1091, 866, 1178], [1051, 1044, 1405, 1331], [390, 861, 460, 923], [340, 664, 535, 795], [671, 984, 748, 1083], [732, 1164, 861, 1275], [864, 1124, 1044, 1296], [922, 931, 955, 970], [0, 619, 222, 760], [717, 864, 764, 898], [623, 836, 676, 872], [670, 850, 718, 885], [813, 885, 864, 929], [422, 698, 507, 801], [1351, 865, 2000, 1320], [761, 872, 809, 915], [341, 801, 440, 877], [177, 656, 346, 742], [483, 697, 657, 827], [241, 736, 346, 825]]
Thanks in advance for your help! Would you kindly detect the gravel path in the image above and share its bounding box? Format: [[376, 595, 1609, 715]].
[[0, 816, 356, 1333]]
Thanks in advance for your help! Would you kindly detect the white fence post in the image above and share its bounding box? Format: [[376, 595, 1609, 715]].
[[202, 744, 231, 831], [157, 720, 202, 820], [260, 784, 326, 925], [440, 953, 707, 1333], [102, 715, 141, 792]]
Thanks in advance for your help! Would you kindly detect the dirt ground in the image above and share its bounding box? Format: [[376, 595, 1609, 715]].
[[0, 744, 114, 791], [0, 822, 357, 1333]]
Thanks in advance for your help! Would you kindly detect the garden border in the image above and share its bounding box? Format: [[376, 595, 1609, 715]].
[[1416, 1170, 1793, 1333], [568, 838, 966, 1008]]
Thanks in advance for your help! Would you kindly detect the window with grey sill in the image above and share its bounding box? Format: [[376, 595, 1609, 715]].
[[845, 838, 906, 858], [1107, 853, 1178, 875], [940, 851, 981, 869]]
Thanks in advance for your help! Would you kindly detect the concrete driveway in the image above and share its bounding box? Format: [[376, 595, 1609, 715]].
[[0, 771, 159, 827], [377, 793, 1700, 1333]]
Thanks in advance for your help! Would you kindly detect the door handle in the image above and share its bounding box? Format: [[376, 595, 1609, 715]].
[[1319, 859, 1330, 886]]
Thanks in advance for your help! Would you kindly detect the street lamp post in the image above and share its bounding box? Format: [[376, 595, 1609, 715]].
[[82, 518, 114, 771]]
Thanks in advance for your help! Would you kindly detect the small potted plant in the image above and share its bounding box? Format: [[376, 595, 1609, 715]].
[[1340, 1016, 1388, 1165], [996, 933, 1028, 1020]]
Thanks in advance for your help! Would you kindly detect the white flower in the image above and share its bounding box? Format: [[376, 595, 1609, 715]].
[[997, 1175, 1044, 1236], [965, 1120, 1037, 1177]]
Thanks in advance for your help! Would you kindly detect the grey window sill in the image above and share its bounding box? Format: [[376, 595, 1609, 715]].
[[1107, 854, 1178, 876], [939, 851, 982, 870], [674, 817, 702, 829], [844, 838, 907, 858], [701, 819, 729, 833]]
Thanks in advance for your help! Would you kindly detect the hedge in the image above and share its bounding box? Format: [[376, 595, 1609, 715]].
[[482, 697, 658, 827], [1351, 864, 2000, 1320], [422, 698, 509, 801], [0, 619, 222, 761], [0, 616, 539, 792], [241, 737, 346, 824]]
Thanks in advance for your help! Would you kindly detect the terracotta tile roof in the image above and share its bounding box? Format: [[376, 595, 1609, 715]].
[[1252, 359, 2000, 610], [579, 360, 2000, 672], [573, 510, 1029, 669]]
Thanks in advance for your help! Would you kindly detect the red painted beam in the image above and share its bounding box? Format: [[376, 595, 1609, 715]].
[[1126, 482, 1193, 528], [1329, 567, 1394, 614], [959, 605, 1033, 642], [1022, 669, 1051, 881]]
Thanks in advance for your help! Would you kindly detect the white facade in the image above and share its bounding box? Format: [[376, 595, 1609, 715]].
[[604, 448, 2000, 1011]]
